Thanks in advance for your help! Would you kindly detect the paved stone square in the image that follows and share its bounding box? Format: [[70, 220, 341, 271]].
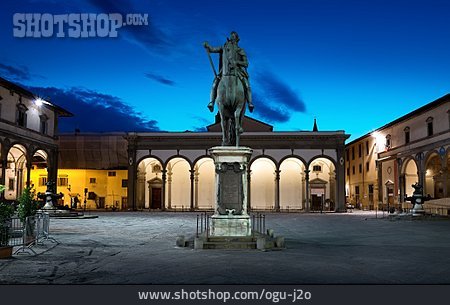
[[1, 211, 450, 284]]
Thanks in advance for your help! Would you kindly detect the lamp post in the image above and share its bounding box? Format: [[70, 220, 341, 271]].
[[84, 187, 88, 212]]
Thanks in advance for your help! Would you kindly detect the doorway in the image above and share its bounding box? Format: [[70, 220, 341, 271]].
[[151, 188, 162, 209]]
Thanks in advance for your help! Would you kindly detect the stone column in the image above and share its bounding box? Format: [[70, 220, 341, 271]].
[[247, 169, 251, 211], [301, 172, 306, 210], [304, 169, 310, 212], [126, 136, 137, 210], [377, 160, 383, 207], [147, 182, 152, 209], [394, 159, 400, 207], [417, 153, 425, 196], [0, 158, 6, 200], [26, 162, 32, 188], [441, 155, 448, 198], [47, 148, 58, 192], [161, 169, 167, 211], [399, 174, 405, 203], [443, 166, 448, 198], [274, 169, 280, 212], [335, 147, 346, 212], [167, 168, 172, 209], [189, 169, 195, 211], [136, 171, 146, 208], [194, 169, 199, 210], [329, 170, 336, 205]]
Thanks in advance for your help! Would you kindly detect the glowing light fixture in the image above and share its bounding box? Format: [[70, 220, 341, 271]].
[[34, 98, 44, 106]]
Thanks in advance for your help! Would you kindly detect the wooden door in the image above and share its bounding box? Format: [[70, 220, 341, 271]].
[[151, 188, 162, 209]]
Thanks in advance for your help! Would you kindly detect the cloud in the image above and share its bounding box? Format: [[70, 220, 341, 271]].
[[252, 71, 306, 123], [252, 93, 291, 123], [144, 73, 176, 86], [0, 63, 44, 82], [87, 0, 170, 52], [190, 115, 210, 132], [25, 85, 160, 132]]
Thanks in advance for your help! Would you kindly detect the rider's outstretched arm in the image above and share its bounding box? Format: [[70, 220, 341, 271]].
[[204, 42, 222, 53]]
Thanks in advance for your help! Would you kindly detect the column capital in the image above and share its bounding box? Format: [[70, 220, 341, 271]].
[[275, 169, 281, 180]]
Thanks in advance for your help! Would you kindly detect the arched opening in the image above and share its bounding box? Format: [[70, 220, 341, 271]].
[[279, 157, 306, 211], [5, 144, 27, 200], [30, 149, 49, 193], [166, 157, 191, 210], [137, 157, 164, 209], [308, 157, 336, 211], [425, 152, 443, 199], [194, 158, 214, 210], [403, 159, 418, 198], [250, 158, 276, 210]]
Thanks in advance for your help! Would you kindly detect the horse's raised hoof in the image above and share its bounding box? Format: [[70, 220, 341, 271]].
[[248, 103, 254, 112], [207, 102, 214, 112], [238, 127, 244, 134]]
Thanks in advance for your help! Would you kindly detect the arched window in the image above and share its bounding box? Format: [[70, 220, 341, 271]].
[[385, 134, 391, 150], [39, 114, 48, 134], [426, 117, 433, 137], [404, 127, 410, 144], [16, 97, 28, 128]]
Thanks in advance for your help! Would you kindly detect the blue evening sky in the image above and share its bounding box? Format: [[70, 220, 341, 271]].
[[1, 0, 449, 141]]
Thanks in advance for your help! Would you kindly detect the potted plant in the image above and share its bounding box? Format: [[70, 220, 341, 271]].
[[17, 187, 38, 245], [0, 185, 15, 258]]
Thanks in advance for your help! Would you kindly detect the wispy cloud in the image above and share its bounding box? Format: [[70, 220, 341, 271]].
[[252, 93, 291, 123], [0, 63, 44, 82], [144, 73, 176, 86], [87, 0, 170, 52], [190, 115, 210, 132], [25, 85, 160, 132], [252, 70, 306, 123]]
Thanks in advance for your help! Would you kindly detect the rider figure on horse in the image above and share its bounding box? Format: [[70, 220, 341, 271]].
[[203, 31, 254, 113]]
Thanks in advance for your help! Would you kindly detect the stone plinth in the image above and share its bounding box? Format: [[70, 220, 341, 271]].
[[209, 146, 252, 237], [210, 215, 251, 236], [412, 203, 425, 216]]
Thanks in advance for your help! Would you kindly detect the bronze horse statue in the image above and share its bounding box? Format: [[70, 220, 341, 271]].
[[204, 32, 254, 146], [217, 69, 246, 146]]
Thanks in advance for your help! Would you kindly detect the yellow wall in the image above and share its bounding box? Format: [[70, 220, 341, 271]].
[[345, 137, 379, 209], [30, 168, 128, 210]]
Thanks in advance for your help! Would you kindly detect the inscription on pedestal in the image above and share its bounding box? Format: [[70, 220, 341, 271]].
[[217, 162, 244, 215]]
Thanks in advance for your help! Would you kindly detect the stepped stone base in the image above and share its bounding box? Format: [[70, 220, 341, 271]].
[[194, 232, 285, 251]]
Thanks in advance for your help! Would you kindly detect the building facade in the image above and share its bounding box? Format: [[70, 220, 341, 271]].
[[346, 94, 450, 210], [49, 117, 349, 212], [127, 117, 349, 212], [0, 77, 72, 201]]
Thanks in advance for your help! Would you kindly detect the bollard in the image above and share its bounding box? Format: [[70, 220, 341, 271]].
[[196, 215, 199, 237]]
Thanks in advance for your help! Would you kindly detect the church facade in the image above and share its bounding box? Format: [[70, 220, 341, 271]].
[[127, 117, 349, 212]]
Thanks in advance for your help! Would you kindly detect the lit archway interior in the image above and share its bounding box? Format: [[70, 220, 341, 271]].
[[425, 152, 444, 199], [30, 149, 49, 190], [137, 157, 163, 209], [308, 158, 336, 211], [279, 158, 306, 210], [194, 158, 214, 210], [166, 157, 190, 210], [5, 144, 27, 200], [404, 159, 418, 197], [250, 158, 276, 210]]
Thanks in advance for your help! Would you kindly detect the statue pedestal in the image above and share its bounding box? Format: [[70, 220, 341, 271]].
[[209, 146, 252, 237], [412, 203, 425, 216]]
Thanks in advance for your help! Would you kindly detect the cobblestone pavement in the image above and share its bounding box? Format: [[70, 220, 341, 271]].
[[1, 211, 450, 284]]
